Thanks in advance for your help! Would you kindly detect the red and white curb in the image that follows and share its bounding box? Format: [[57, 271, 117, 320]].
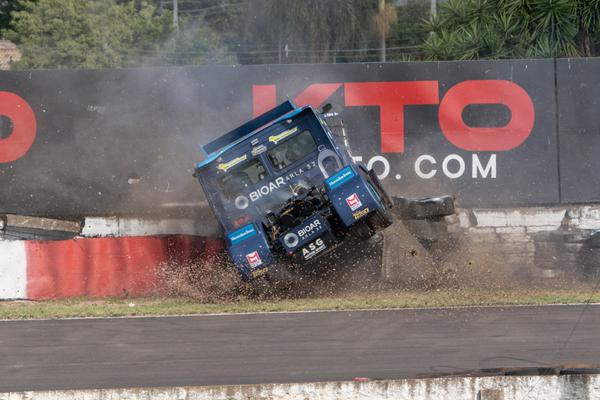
[[0, 241, 27, 299], [0, 235, 223, 300]]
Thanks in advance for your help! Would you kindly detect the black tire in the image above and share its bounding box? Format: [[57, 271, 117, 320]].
[[365, 179, 394, 231], [534, 230, 594, 244], [586, 231, 600, 248], [578, 245, 600, 278], [367, 168, 394, 209], [392, 195, 455, 220], [351, 220, 375, 241]]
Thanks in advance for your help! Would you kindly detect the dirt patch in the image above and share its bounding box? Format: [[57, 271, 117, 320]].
[[157, 253, 252, 302], [156, 225, 595, 303]]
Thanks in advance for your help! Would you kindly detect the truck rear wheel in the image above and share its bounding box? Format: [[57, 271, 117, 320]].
[[365, 178, 394, 231]]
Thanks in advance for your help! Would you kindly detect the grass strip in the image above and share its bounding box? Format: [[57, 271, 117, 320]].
[[1, 289, 600, 320]]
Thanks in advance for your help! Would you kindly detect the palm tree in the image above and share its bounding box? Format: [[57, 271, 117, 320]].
[[423, 0, 600, 60]]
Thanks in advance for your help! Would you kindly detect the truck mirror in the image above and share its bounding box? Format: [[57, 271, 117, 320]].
[[320, 103, 332, 114]]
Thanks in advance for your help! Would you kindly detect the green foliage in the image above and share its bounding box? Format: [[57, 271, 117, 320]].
[[239, 0, 381, 64], [387, 0, 429, 61], [4, 0, 232, 69], [423, 0, 600, 60]]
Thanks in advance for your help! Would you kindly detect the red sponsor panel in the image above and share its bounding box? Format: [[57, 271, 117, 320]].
[[252, 85, 277, 118], [438, 80, 535, 151], [344, 81, 439, 153], [0, 91, 37, 163], [25, 235, 221, 299]]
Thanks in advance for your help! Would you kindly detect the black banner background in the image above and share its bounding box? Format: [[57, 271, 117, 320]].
[[0, 58, 593, 217], [557, 58, 600, 203]]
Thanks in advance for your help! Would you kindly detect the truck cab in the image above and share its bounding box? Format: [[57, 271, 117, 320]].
[[194, 101, 393, 282]]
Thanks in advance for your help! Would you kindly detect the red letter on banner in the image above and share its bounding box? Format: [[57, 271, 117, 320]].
[[252, 85, 277, 117], [0, 92, 36, 163], [252, 83, 342, 117], [438, 80, 535, 151], [344, 82, 439, 153]]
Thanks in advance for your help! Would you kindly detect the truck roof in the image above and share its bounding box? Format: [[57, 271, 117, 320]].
[[196, 100, 312, 170]]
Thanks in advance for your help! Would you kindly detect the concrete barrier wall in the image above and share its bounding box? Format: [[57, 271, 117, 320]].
[[2, 375, 599, 400]]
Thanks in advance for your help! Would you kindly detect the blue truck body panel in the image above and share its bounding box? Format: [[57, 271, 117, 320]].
[[226, 223, 273, 280], [325, 165, 382, 228]]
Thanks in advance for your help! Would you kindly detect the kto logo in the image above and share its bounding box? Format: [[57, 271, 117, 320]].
[[252, 80, 535, 153], [0, 92, 37, 163], [346, 193, 362, 211], [246, 251, 262, 268]]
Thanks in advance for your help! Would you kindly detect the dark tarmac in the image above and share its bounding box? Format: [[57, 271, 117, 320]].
[[1, 304, 599, 392]]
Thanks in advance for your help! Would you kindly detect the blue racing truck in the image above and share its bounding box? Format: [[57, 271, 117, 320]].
[[194, 101, 394, 284]]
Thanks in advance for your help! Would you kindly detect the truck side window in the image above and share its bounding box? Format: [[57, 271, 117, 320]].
[[267, 129, 317, 171]]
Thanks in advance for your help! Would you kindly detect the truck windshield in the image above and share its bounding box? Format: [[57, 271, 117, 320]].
[[219, 158, 266, 199], [267, 129, 317, 170]]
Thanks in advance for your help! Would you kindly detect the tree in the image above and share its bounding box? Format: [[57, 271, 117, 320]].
[[238, 0, 389, 64], [422, 0, 600, 61], [387, 0, 430, 61], [0, 0, 31, 33], [4, 0, 233, 69]]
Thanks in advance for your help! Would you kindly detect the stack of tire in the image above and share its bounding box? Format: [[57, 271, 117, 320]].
[[579, 231, 600, 279], [533, 230, 597, 279], [392, 196, 459, 264]]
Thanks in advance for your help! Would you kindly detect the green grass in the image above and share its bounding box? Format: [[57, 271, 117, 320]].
[[1, 289, 600, 320]]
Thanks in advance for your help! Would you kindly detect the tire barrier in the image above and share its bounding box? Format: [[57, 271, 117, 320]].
[[382, 196, 461, 286], [579, 231, 600, 279], [392, 196, 455, 220], [533, 229, 598, 278], [0, 235, 223, 300]]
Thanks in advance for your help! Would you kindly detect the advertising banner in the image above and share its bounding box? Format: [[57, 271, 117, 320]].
[[556, 58, 600, 203], [0, 59, 564, 216]]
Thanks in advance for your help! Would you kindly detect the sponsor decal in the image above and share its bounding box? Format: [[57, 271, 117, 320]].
[[283, 232, 299, 248], [302, 238, 327, 260], [233, 161, 318, 210], [251, 267, 268, 278], [246, 251, 263, 268], [268, 126, 298, 144], [217, 154, 247, 172], [227, 224, 257, 245], [352, 207, 370, 220], [325, 166, 355, 190], [249, 176, 286, 202], [281, 214, 325, 250], [234, 195, 249, 210], [345, 193, 362, 211], [251, 144, 267, 156]]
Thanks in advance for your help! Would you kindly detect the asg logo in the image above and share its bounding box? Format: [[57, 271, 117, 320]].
[[346, 193, 362, 211], [246, 251, 262, 268]]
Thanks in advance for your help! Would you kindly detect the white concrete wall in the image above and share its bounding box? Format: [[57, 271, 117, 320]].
[[449, 205, 600, 275], [81, 217, 220, 238], [0, 241, 27, 299], [2, 374, 599, 400]]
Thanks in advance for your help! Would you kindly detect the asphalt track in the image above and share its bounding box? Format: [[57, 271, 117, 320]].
[[1, 304, 600, 392]]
